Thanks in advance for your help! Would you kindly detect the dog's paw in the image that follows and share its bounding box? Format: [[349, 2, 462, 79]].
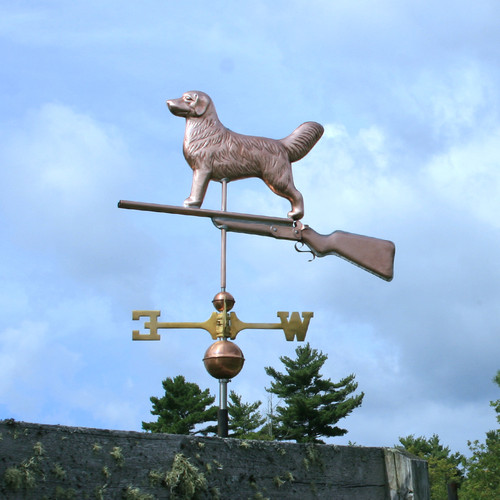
[[288, 208, 304, 220], [183, 198, 202, 208]]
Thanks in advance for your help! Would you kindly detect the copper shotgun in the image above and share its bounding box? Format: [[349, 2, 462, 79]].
[[118, 200, 395, 281]]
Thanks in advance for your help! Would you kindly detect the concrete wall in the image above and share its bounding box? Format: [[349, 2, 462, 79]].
[[0, 420, 429, 499]]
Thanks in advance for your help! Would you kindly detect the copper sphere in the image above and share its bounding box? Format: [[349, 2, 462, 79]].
[[203, 340, 244, 379], [212, 291, 235, 312]]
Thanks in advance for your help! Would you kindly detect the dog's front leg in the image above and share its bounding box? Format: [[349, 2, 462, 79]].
[[184, 168, 212, 208]]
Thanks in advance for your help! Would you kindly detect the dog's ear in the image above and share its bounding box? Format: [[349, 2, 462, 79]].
[[181, 91, 211, 117], [192, 93, 210, 117]]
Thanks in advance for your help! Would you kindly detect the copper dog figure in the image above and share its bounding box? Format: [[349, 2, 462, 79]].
[[166, 91, 324, 220]]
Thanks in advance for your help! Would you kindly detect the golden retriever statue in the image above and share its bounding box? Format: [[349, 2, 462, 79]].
[[166, 91, 324, 220]]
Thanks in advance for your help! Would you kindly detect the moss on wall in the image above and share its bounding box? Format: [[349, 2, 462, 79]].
[[0, 420, 429, 499]]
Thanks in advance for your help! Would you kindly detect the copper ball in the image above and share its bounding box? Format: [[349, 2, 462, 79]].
[[203, 340, 244, 379], [212, 291, 235, 312]]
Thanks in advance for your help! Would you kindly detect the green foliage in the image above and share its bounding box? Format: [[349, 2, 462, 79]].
[[54, 486, 77, 499], [110, 446, 124, 466], [164, 453, 207, 499], [246, 419, 274, 440], [142, 375, 218, 435], [460, 370, 500, 499], [33, 441, 44, 456], [265, 342, 364, 443], [52, 463, 67, 480], [398, 434, 463, 462], [148, 469, 164, 486], [227, 390, 265, 438], [397, 434, 464, 499], [94, 484, 107, 500], [4, 466, 30, 490], [3, 443, 43, 491], [491, 370, 500, 423], [123, 486, 155, 500], [397, 371, 500, 499], [273, 475, 285, 488], [149, 454, 209, 498], [461, 430, 500, 499]]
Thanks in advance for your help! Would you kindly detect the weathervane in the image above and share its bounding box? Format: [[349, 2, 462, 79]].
[[119, 91, 395, 437]]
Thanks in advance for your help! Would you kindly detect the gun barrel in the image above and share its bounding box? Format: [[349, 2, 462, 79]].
[[118, 200, 292, 226]]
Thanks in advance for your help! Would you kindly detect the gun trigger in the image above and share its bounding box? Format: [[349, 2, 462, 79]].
[[294, 242, 316, 261]]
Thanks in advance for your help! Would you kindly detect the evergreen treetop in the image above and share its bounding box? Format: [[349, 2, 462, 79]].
[[227, 390, 265, 438], [397, 434, 465, 499], [460, 369, 500, 499], [265, 342, 364, 443], [142, 375, 217, 435]]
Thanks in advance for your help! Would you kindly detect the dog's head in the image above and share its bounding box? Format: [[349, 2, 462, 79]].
[[166, 91, 213, 119]]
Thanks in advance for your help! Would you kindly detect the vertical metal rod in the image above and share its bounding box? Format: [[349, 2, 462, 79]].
[[218, 179, 229, 438], [220, 378, 228, 409], [220, 179, 228, 292], [218, 377, 229, 437]]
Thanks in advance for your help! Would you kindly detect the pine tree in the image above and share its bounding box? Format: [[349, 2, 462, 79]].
[[265, 342, 364, 443], [397, 434, 465, 499], [460, 370, 500, 499], [142, 375, 217, 435], [227, 390, 265, 438]]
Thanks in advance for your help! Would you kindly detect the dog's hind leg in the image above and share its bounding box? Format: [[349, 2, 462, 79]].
[[264, 179, 304, 220], [262, 157, 305, 219], [284, 187, 304, 220], [184, 168, 211, 208]]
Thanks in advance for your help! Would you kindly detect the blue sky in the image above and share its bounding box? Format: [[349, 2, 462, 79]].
[[1, 0, 499, 455]]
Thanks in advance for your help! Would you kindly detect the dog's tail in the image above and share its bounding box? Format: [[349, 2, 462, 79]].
[[280, 121, 324, 163]]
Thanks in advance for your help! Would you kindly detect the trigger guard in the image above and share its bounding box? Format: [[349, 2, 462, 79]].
[[294, 242, 316, 261]]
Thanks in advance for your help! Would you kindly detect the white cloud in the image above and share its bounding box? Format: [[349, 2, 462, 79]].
[[294, 121, 418, 232], [425, 127, 500, 227], [0, 320, 83, 415], [407, 64, 497, 143], [0, 103, 161, 301], [3, 102, 131, 208], [0, 321, 48, 396]]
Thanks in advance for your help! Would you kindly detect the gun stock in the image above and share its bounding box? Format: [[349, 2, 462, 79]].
[[213, 217, 395, 281], [301, 227, 395, 281]]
